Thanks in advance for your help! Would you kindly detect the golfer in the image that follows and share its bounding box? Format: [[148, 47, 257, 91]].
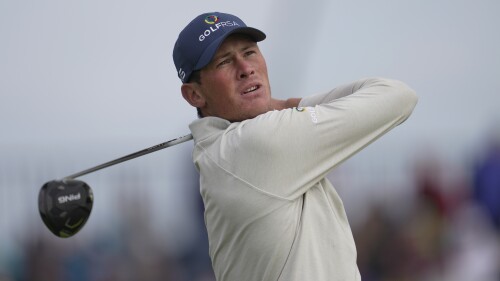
[[173, 12, 417, 281]]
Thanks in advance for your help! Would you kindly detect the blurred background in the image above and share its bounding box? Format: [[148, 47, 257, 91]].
[[1, 0, 499, 280]]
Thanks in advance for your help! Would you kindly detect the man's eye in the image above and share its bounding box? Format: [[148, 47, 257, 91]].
[[244, 50, 256, 57], [217, 59, 230, 67]]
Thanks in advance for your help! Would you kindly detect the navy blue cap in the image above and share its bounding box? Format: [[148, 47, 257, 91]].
[[173, 12, 266, 83]]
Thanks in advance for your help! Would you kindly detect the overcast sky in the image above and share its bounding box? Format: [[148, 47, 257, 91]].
[[2, 0, 499, 150], [1, 0, 499, 250], [1, 1, 499, 153]]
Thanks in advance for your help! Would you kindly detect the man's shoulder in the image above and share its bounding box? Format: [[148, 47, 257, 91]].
[[189, 116, 232, 142]]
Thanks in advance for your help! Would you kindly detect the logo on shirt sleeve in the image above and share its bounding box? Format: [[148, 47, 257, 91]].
[[295, 107, 318, 123]]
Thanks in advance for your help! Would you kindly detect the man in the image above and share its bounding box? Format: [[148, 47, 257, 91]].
[[173, 12, 417, 281]]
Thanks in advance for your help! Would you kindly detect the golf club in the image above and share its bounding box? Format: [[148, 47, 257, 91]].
[[38, 134, 193, 238]]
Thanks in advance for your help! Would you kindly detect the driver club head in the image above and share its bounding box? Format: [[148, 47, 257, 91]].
[[38, 179, 93, 238]]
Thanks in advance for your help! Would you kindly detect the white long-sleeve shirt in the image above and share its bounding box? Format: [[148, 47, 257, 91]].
[[188, 78, 418, 281]]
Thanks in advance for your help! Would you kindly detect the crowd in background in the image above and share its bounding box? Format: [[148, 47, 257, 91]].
[[1, 136, 499, 281], [355, 136, 500, 281]]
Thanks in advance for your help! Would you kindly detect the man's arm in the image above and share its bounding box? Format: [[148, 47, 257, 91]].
[[227, 77, 417, 199], [270, 78, 402, 111], [299, 78, 390, 107]]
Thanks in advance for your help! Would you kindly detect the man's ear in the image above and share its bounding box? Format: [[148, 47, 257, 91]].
[[181, 83, 206, 108]]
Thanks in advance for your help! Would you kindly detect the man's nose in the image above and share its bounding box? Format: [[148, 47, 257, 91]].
[[237, 59, 255, 79]]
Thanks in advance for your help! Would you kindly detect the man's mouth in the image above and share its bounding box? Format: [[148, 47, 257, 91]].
[[243, 85, 259, 94]]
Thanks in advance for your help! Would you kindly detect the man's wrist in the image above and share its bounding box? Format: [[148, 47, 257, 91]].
[[271, 98, 301, 111], [285, 98, 301, 109]]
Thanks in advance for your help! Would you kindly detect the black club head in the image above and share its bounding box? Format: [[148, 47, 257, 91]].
[[38, 179, 93, 238]]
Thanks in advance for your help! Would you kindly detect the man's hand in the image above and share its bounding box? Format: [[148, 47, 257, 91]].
[[270, 98, 302, 111]]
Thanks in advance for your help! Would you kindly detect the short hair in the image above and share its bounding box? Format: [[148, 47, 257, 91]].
[[186, 70, 203, 118], [188, 69, 201, 84]]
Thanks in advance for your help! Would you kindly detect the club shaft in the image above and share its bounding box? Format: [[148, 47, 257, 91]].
[[63, 134, 193, 180]]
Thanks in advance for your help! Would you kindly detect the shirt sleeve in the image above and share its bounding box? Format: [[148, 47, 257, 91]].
[[299, 78, 388, 107], [221, 77, 418, 200]]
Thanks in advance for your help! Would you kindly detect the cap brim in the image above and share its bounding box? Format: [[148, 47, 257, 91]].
[[194, 27, 266, 71]]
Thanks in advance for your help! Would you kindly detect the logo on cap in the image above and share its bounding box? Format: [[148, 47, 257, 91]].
[[198, 18, 240, 42], [204, 15, 219, 24]]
